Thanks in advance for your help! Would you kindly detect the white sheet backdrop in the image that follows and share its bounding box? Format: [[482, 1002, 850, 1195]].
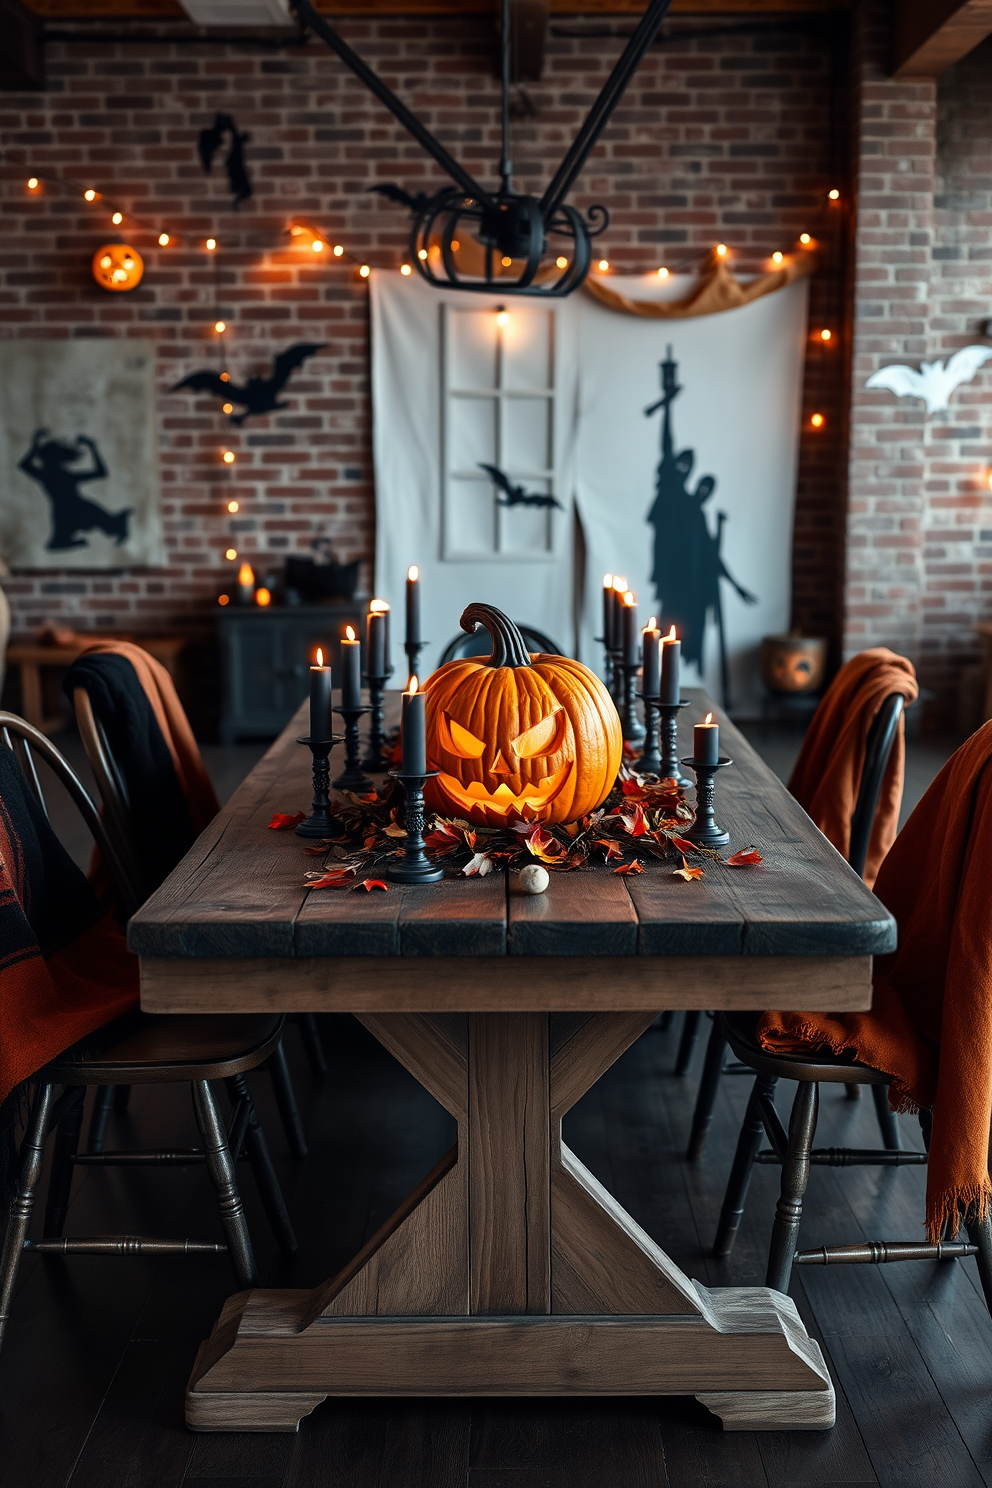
[[372, 270, 808, 710]]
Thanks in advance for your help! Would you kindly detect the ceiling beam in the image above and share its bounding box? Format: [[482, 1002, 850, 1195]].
[[892, 0, 992, 76], [26, 0, 848, 19], [1, 0, 44, 85]]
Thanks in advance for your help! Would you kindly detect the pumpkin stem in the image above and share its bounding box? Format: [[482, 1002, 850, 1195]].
[[460, 604, 531, 668]]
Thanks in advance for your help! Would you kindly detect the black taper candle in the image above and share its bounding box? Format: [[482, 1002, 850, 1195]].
[[401, 676, 427, 776]]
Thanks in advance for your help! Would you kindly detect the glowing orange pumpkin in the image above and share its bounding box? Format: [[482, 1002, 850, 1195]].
[[92, 243, 144, 292], [422, 604, 621, 827]]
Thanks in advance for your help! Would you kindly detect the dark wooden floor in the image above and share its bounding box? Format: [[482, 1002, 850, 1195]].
[[2, 1011, 991, 1488]]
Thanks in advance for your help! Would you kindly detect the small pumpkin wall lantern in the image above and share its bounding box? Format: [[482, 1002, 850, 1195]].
[[91, 243, 144, 292], [422, 603, 622, 827]]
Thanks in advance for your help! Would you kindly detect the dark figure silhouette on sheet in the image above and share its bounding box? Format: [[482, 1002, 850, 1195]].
[[18, 430, 131, 552], [645, 348, 756, 707]]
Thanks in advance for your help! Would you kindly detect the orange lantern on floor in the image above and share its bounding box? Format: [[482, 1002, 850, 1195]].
[[92, 243, 144, 292]]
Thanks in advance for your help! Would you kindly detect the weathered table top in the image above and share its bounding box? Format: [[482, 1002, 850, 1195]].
[[129, 689, 895, 966]]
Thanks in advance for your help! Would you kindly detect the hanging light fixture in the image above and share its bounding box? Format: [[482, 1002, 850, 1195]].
[[288, 0, 672, 297]]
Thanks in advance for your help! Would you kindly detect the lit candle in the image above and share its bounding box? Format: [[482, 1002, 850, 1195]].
[[309, 647, 332, 741], [340, 624, 362, 709], [660, 625, 681, 706], [602, 573, 615, 649], [237, 561, 254, 606], [367, 600, 389, 678], [401, 674, 426, 775], [641, 616, 661, 697], [611, 576, 626, 650], [406, 564, 421, 649], [694, 711, 719, 765], [622, 589, 638, 665]]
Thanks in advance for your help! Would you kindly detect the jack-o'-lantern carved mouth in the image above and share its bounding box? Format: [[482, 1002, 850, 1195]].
[[434, 761, 573, 821]]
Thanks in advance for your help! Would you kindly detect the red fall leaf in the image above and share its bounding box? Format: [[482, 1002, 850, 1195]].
[[619, 803, 649, 837], [306, 868, 356, 889], [593, 838, 624, 862], [268, 811, 305, 830], [613, 859, 645, 876], [670, 836, 697, 854], [673, 855, 705, 882], [725, 847, 764, 867], [355, 879, 389, 892]]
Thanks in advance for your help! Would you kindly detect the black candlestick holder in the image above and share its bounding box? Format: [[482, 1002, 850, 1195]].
[[619, 661, 646, 744], [295, 733, 345, 838], [385, 769, 445, 883], [609, 647, 624, 703], [636, 693, 662, 775], [333, 704, 373, 792], [595, 635, 614, 695], [361, 672, 392, 771], [658, 699, 691, 788], [404, 640, 428, 682], [680, 754, 732, 848]]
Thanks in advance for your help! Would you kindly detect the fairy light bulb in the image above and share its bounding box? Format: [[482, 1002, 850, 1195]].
[[158, 232, 170, 246], [225, 548, 237, 561], [27, 177, 39, 190], [222, 402, 234, 414], [715, 243, 728, 257], [312, 238, 323, 252], [223, 450, 236, 464], [657, 266, 669, 278], [333, 244, 344, 257], [772, 251, 783, 264], [820, 328, 832, 341], [227, 499, 239, 513], [811, 412, 825, 428], [400, 262, 412, 275], [501, 255, 512, 267], [214, 320, 226, 333], [496, 309, 509, 327], [218, 593, 230, 606], [206, 238, 217, 251], [112, 211, 123, 226], [598, 259, 609, 271], [450, 240, 460, 251], [799, 232, 811, 245], [556, 256, 568, 268], [359, 264, 370, 278], [84, 189, 97, 202], [828, 188, 840, 201], [417, 247, 428, 260]]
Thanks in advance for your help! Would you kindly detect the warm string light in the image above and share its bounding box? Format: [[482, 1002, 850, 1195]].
[[227, 499, 239, 513], [810, 412, 825, 429], [597, 259, 610, 272], [772, 251, 783, 264], [222, 450, 235, 464], [820, 328, 832, 341], [715, 243, 728, 257]]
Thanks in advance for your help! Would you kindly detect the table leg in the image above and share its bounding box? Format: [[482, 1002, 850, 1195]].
[[186, 1011, 834, 1433]]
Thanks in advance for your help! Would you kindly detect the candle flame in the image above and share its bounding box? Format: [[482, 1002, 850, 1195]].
[[666, 625, 676, 641], [370, 598, 390, 613], [613, 576, 626, 593], [603, 572, 613, 587], [623, 590, 635, 607], [408, 565, 419, 582], [704, 712, 713, 724], [645, 615, 657, 630], [315, 648, 323, 667], [345, 625, 356, 642], [238, 562, 254, 586], [407, 674, 419, 696]]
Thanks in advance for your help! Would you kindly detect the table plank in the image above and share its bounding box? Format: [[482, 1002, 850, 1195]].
[[508, 873, 638, 957]]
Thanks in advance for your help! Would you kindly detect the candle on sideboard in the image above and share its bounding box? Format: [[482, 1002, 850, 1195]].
[[622, 589, 638, 665], [406, 565, 421, 649], [237, 562, 255, 607], [340, 625, 362, 709], [309, 647, 333, 741], [401, 674, 426, 776], [641, 616, 661, 697], [602, 573, 615, 648], [367, 600, 388, 678], [694, 711, 719, 765], [660, 624, 681, 706]]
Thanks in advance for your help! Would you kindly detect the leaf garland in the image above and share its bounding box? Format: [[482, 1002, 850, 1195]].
[[281, 765, 764, 888]]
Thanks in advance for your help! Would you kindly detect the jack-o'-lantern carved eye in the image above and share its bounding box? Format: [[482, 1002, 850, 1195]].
[[437, 711, 486, 758], [513, 709, 566, 759]]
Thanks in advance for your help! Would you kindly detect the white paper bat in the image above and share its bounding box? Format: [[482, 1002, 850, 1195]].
[[865, 345, 992, 414]]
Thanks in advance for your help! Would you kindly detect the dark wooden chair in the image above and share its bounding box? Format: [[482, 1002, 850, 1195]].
[[438, 623, 564, 665], [684, 692, 907, 1159], [709, 1009, 992, 1313], [0, 714, 296, 1356], [71, 681, 316, 1159]]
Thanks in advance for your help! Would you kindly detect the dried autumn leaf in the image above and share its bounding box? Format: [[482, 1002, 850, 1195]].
[[520, 823, 567, 863], [670, 836, 697, 854], [268, 811, 305, 830], [621, 778, 648, 800], [355, 879, 388, 892], [725, 847, 763, 867], [463, 852, 493, 877], [463, 829, 477, 850], [619, 803, 649, 838], [306, 867, 356, 889], [384, 823, 407, 838], [673, 855, 705, 882], [593, 837, 624, 862], [424, 823, 462, 855], [613, 859, 645, 876]]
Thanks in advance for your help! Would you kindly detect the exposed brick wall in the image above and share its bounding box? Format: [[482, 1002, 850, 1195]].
[[844, 4, 992, 719], [0, 13, 844, 650]]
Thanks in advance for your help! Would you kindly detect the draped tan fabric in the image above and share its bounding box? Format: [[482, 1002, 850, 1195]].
[[583, 251, 814, 320]]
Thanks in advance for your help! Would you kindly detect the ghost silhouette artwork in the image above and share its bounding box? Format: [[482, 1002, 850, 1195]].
[[18, 429, 132, 552], [645, 349, 756, 705]]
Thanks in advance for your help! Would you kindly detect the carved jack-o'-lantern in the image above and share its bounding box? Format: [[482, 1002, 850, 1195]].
[[91, 243, 144, 292], [422, 604, 622, 827], [760, 633, 827, 695]]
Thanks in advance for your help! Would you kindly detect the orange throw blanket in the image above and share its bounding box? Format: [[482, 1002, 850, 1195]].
[[0, 747, 137, 1106], [759, 722, 992, 1241], [82, 640, 219, 835], [787, 648, 918, 888]]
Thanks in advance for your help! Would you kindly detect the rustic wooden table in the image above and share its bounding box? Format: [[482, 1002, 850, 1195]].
[[129, 691, 895, 1436]]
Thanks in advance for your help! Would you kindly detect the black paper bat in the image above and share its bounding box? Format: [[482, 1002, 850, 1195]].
[[198, 112, 253, 208], [171, 343, 328, 424], [478, 462, 563, 510], [368, 183, 435, 214]]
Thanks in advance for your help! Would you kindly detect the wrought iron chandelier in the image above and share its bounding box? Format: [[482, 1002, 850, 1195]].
[[288, 0, 673, 297]]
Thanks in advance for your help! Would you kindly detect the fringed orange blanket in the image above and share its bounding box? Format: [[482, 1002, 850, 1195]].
[[0, 744, 137, 1106], [787, 648, 919, 888], [759, 722, 992, 1241]]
